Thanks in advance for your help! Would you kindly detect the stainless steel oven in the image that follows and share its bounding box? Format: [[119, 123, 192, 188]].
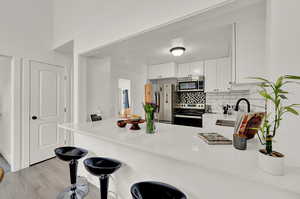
[[174, 114, 203, 127], [173, 108, 204, 127]]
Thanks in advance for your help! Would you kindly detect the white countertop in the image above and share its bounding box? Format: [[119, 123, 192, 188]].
[[59, 117, 300, 194]]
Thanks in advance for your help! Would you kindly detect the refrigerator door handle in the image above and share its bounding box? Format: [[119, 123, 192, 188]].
[[165, 93, 168, 103]]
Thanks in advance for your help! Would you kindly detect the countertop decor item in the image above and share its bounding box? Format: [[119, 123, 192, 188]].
[[198, 133, 232, 145], [126, 119, 145, 131], [234, 112, 265, 139], [251, 75, 300, 175], [143, 103, 158, 134], [233, 134, 247, 150], [117, 120, 127, 128]]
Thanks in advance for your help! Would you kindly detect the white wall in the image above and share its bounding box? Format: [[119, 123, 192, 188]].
[[84, 57, 147, 120], [0, 0, 69, 65], [265, 0, 300, 166], [86, 57, 113, 119], [53, 0, 233, 53], [0, 56, 12, 165], [0, 0, 73, 170]]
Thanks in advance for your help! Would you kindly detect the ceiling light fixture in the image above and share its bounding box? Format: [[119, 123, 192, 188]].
[[170, 46, 186, 57]]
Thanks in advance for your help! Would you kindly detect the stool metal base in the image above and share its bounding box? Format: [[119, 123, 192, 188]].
[[57, 177, 89, 199], [57, 187, 85, 199]]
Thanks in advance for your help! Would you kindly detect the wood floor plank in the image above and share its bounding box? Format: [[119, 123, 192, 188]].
[[0, 158, 99, 199]]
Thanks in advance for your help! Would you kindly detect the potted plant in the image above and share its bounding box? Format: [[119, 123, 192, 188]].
[[252, 75, 300, 175]]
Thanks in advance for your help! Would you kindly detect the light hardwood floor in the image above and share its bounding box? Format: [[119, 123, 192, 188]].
[[0, 158, 99, 199]]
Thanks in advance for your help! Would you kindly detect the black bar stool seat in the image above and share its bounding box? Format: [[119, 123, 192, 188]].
[[55, 147, 88, 161], [55, 146, 88, 199], [131, 181, 187, 199], [84, 157, 122, 199]]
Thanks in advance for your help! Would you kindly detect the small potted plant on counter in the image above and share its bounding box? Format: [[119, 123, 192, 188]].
[[252, 75, 300, 175]]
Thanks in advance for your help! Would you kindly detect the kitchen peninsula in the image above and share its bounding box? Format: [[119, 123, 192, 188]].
[[59, 118, 300, 199]]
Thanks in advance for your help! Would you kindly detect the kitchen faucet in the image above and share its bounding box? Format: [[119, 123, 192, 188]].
[[235, 98, 251, 113]]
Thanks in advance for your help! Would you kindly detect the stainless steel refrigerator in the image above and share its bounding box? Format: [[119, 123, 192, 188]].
[[154, 84, 174, 123]]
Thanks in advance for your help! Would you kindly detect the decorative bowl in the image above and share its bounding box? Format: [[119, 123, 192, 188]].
[[117, 120, 127, 128]]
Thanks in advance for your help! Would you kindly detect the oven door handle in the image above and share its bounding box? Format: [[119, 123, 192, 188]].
[[174, 114, 202, 119]]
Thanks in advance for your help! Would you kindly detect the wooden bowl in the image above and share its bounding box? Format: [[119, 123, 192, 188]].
[[117, 120, 127, 128]]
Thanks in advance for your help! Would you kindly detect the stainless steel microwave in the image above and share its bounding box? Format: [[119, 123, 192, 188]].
[[178, 78, 204, 91]]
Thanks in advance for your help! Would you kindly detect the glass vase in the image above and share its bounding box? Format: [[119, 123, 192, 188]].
[[145, 112, 156, 134]]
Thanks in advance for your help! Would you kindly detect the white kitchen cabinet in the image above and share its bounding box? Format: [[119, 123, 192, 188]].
[[217, 57, 232, 91], [177, 61, 204, 77], [205, 57, 232, 92], [204, 59, 218, 92], [177, 63, 190, 77], [148, 62, 177, 79], [190, 61, 204, 76]]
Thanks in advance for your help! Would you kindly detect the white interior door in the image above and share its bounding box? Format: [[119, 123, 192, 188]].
[[30, 61, 65, 165]]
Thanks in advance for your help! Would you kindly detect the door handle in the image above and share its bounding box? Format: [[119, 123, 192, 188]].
[[32, 116, 38, 120]]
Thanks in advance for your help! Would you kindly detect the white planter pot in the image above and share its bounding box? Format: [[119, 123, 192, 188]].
[[258, 150, 285, 176]]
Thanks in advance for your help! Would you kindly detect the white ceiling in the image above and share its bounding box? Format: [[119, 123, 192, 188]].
[[85, 0, 264, 67], [88, 25, 232, 66]]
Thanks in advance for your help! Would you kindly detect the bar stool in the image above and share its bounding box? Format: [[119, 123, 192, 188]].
[[55, 146, 88, 199], [84, 157, 122, 199], [131, 181, 187, 199]]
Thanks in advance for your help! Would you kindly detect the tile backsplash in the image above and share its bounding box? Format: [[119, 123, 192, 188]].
[[175, 92, 206, 104], [206, 84, 265, 113]]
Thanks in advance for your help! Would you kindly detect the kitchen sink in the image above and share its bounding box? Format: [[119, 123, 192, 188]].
[[215, 119, 236, 127]]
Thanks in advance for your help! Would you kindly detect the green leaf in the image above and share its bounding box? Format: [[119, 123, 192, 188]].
[[283, 81, 300, 85], [275, 76, 284, 88], [279, 95, 288, 99], [289, 104, 300, 107], [258, 83, 270, 88], [284, 107, 299, 115], [284, 75, 300, 80], [278, 89, 288, 94], [259, 90, 274, 102], [248, 77, 271, 84]]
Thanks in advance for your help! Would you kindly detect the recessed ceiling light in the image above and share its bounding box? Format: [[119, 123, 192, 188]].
[[170, 46, 186, 57]]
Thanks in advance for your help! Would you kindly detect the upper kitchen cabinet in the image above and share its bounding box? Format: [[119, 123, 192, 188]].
[[148, 62, 177, 79], [177, 63, 190, 77], [177, 61, 204, 77], [204, 57, 232, 92], [204, 59, 218, 92], [190, 61, 204, 76], [217, 57, 232, 91]]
